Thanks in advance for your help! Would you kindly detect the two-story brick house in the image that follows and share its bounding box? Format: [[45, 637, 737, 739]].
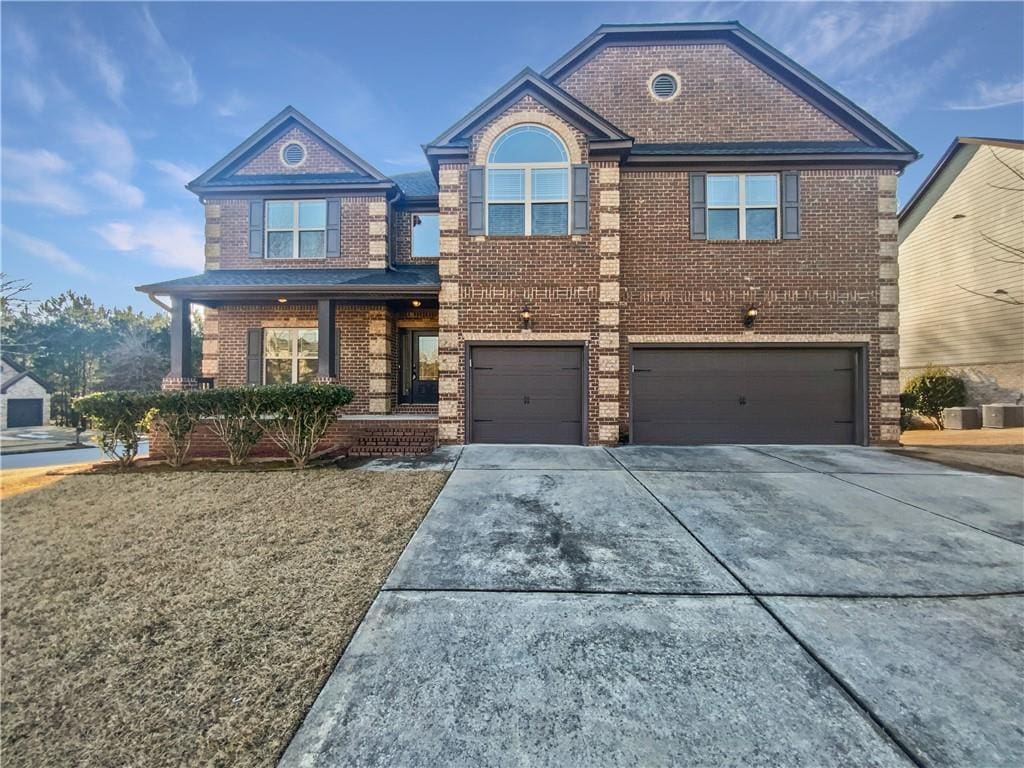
[[138, 22, 918, 452]]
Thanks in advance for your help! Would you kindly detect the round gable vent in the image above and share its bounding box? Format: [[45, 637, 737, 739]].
[[282, 142, 306, 166], [650, 72, 679, 101]]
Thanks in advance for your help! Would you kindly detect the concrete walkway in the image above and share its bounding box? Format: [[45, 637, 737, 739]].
[[282, 445, 1024, 767]]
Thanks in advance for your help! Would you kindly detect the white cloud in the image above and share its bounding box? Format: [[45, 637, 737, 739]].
[[216, 90, 250, 118], [139, 6, 200, 106], [13, 78, 46, 113], [85, 171, 145, 209], [8, 22, 38, 62], [3, 228, 88, 275], [1, 148, 86, 214], [944, 78, 1024, 111], [95, 213, 204, 270], [150, 159, 199, 187], [69, 118, 136, 178], [70, 19, 125, 104]]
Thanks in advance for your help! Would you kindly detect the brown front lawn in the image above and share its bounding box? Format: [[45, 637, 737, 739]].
[[1, 468, 448, 767]]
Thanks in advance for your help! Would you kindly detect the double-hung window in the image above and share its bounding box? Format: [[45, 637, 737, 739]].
[[263, 328, 318, 384], [411, 212, 440, 257], [266, 200, 327, 258], [486, 125, 570, 236], [707, 174, 779, 240]]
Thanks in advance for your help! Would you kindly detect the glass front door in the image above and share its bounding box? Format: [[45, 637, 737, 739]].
[[401, 330, 439, 404]]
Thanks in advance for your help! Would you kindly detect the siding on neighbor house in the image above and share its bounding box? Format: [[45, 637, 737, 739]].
[[898, 146, 1024, 370]]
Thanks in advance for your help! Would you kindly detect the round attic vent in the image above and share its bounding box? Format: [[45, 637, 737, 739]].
[[282, 142, 306, 166], [650, 72, 679, 101]]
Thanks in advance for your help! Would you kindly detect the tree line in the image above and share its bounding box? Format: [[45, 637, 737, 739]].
[[1, 275, 202, 426]]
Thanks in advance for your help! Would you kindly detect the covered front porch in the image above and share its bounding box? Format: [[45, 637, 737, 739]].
[[137, 267, 441, 418]]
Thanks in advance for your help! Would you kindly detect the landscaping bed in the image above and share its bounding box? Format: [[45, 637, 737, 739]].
[[1, 468, 448, 767]]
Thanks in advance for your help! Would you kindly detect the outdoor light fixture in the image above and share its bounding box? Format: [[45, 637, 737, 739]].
[[743, 306, 759, 328], [520, 306, 532, 329], [411, 299, 422, 308], [277, 297, 288, 304], [952, 213, 967, 220]]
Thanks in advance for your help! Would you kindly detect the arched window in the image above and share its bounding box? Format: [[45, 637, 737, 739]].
[[486, 125, 570, 236]]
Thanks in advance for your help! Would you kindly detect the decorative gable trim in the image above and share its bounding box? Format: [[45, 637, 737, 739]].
[[424, 68, 632, 170], [543, 22, 919, 158], [188, 106, 391, 195]]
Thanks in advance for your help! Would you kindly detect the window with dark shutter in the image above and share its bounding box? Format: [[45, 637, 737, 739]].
[[782, 171, 801, 239], [571, 164, 589, 234], [689, 173, 707, 240], [326, 198, 341, 257], [246, 328, 263, 385], [467, 166, 485, 235], [248, 200, 264, 257]]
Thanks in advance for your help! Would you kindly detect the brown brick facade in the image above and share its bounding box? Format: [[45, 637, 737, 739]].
[[235, 125, 357, 176], [558, 43, 856, 144]]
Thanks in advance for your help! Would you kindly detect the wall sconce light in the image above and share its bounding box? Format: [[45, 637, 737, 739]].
[[743, 306, 759, 328], [520, 305, 532, 330], [411, 299, 422, 308], [277, 297, 288, 304]]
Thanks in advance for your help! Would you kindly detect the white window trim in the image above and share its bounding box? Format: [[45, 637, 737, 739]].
[[265, 200, 327, 259], [410, 211, 440, 258], [707, 173, 780, 241], [263, 328, 319, 384]]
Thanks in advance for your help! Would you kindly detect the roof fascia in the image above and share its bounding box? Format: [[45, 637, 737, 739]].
[[196, 181, 395, 198]]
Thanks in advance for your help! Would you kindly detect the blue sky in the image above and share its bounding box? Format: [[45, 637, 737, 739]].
[[2, 1, 1022, 310]]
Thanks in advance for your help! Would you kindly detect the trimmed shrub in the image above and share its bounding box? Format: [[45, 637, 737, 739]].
[[191, 387, 264, 466], [74, 391, 160, 468], [251, 384, 354, 468], [899, 391, 918, 432], [904, 366, 967, 430], [147, 390, 201, 468]]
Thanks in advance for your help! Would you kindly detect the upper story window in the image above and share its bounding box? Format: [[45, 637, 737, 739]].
[[266, 200, 326, 258], [707, 174, 779, 240], [411, 212, 440, 257], [263, 328, 318, 384], [486, 125, 570, 236]]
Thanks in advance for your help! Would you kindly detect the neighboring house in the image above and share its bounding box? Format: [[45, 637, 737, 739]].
[[1, 355, 51, 429], [138, 21, 918, 450], [898, 137, 1024, 406]]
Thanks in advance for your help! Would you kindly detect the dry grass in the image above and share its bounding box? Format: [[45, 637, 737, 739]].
[[901, 425, 1024, 452], [0, 464, 90, 500], [1, 468, 448, 767]]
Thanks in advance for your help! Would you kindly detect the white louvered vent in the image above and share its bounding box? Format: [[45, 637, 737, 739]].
[[282, 142, 305, 166], [650, 73, 678, 100]]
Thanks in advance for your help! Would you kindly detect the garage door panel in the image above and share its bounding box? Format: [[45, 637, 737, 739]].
[[470, 346, 583, 444], [7, 398, 44, 428], [632, 348, 858, 445]]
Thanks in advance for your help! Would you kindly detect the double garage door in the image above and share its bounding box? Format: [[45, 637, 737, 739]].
[[467, 345, 861, 445]]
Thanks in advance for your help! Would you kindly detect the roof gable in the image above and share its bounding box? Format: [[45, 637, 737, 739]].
[[188, 107, 391, 194], [426, 68, 632, 157], [1, 369, 50, 394], [544, 22, 918, 157]]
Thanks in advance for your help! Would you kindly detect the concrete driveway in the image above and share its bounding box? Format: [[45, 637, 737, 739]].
[[282, 445, 1024, 768]]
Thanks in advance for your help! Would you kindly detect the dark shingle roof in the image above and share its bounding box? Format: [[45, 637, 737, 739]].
[[630, 141, 892, 156], [390, 170, 438, 198], [137, 266, 440, 295], [204, 172, 375, 187]]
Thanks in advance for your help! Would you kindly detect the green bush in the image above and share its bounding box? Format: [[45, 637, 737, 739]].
[[74, 391, 161, 468], [191, 387, 264, 466], [899, 391, 918, 432], [147, 390, 201, 468], [904, 366, 967, 430], [250, 384, 354, 468]]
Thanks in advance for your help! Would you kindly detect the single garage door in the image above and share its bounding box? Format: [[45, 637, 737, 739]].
[[7, 398, 44, 428], [470, 346, 583, 444], [631, 347, 860, 445]]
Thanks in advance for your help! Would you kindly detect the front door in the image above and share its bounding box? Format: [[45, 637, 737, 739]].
[[402, 330, 439, 404]]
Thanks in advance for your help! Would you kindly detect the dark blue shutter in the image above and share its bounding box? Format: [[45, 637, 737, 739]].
[[689, 173, 707, 240], [248, 200, 264, 257], [571, 164, 589, 234], [467, 166, 485, 235], [326, 198, 341, 257], [246, 328, 263, 385], [782, 171, 801, 239]]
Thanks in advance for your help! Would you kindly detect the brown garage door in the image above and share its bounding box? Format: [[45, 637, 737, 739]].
[[470, 346, 583, 444], [631, 347, 860, 445]]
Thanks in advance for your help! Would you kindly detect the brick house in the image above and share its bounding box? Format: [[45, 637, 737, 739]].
[[138, 22, 918, 452]]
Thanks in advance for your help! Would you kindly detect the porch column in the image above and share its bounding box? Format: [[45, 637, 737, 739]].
[[163, 296, 196, 390], [317, 299, 338, 381]]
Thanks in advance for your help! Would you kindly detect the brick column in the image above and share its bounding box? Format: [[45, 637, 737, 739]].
[[877, 172, 901, 444], [437, 164, 462, 444], [368, 198, 388, 269], [596, 163, 622, 445], [204, 203, 221, 269], [201, 308, 219, 383], [368, 307, 393, 413]]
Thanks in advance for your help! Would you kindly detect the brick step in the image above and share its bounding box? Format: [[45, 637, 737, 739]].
[[347, 423, 438, 457]]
